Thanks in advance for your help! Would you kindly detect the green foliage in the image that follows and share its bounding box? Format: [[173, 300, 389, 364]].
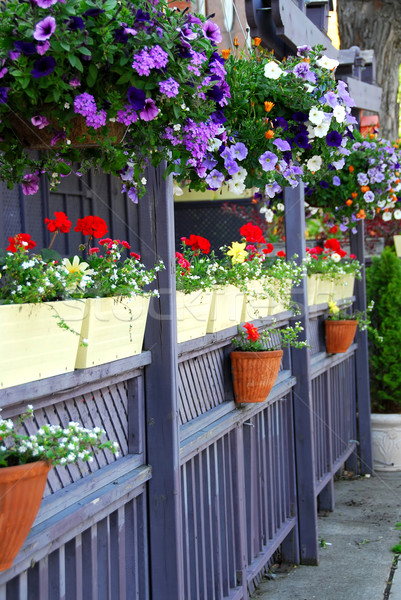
[[366, 247, 401, 412]]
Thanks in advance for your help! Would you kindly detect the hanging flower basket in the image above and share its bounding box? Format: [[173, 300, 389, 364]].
[[325, 320, 357, 353], [230, 350, 283, 404], [0, 461, 50, 571]]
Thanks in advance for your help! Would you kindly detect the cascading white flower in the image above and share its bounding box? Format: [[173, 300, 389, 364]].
[[264, 61, 283, 80]]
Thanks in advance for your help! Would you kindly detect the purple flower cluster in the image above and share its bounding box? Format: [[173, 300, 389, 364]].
[[131, 45, 168, 75], [159, 78, 180, 98], [74, 93, 107, 129]]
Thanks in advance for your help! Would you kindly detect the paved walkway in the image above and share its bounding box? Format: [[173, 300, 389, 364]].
[[252, 472, 401, 600]]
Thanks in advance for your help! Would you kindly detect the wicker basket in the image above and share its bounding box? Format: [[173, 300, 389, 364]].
[[325, 320, 357, 354], [9, 112, 125, 149], [230, 350, 283, 404]]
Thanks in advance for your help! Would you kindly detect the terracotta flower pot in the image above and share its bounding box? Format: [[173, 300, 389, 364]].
[[325, 320, 358, 354], [0, 461, 50, 571], [230, 350, 283, 404], [9, 112, 125, 149]]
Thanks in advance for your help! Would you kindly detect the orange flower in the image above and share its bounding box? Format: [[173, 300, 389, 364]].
[[351, 192, 358, 199], [221, 49, 231, 60], [233, 36, 239, 47], [349, 165, 354, 173], [265, 130, 274, 139], [369, 133, 376, 140], [392, 195, 398, 201], [395, 179, 400, 184], [360, 185, 370, 193], [356, 209, 366, 219], [264, 101, 275, 112], [253, 37, 261, 46], [376, 208, 381, 213], [251, 197, 258, 204], [346, 199, 353, 206]]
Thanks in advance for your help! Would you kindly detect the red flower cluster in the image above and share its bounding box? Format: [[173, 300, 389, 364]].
[[239, 222, 266, 244], [277, 250, 286, 258], [7, 233, 36, 252], [263, 243, 274, 254], [45, 211, 71, 233], [75, 216, 108, 239], [183, 234, 210, 255], [324, 238, 347, 257], [244, 322, 260, 342]]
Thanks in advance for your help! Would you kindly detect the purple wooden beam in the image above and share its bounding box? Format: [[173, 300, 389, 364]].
[[350, 222, 373, 474], [284, 183, 319, 565], [138, 164, 185, 598]]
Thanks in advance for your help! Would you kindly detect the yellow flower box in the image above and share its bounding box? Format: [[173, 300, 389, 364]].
[[176, 290, 213, 343], [206, 285, 244, 333]]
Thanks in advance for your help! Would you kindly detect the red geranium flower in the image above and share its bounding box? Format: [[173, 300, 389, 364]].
[[349, 253, 357, 260], [130, 252, 141, 260], [244, 322, 260, 342], [329, 225, 338, 234], [175, 252, 190, 271], [7, 233, 36, 252], [263, 243, 274, 254], [45, 211, 71, 233], [277, 250, 286, 258], [324, 238, 341, 253], [183, 234, 211, 255], [75, 216, 108, 238], [239, 222, 266, 244]]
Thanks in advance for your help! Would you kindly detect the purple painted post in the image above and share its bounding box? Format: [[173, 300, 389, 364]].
[[138, 163, 185, 598], [350, 221, 373, 474], [284, 183, 319, 565]]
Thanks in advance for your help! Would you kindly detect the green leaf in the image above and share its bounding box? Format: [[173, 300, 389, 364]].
[[67, 54, 84, 72], [56, 162, 71, 176], [78, 46, 92, 56], [103, 0, 117, 10], [87, 63, 98, 87], [41, 248, 62, 262], [116, 71, 133, 85], [59, 41, 70, 52]]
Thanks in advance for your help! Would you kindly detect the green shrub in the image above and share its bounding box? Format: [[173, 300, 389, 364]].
[[366, 247, 401, 412]]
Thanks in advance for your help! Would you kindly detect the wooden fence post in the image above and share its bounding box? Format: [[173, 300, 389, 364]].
[[350, 221, 373, 474], [284, 183, 319, 565], [138, 164, 184, 599]]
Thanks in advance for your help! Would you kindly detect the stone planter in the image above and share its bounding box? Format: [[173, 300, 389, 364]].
[[371, 413, 401, 471]]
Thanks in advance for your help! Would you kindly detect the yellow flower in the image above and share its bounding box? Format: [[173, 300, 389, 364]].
[[63, 255, 94, 276], [227, 242, 248, 264], [328, 300, 339, 315]]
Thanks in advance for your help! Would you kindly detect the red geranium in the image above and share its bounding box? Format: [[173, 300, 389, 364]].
[[244, 322, 260, 342], [183, 234, 211, 255], [277, 250, 286, 258], [324, 238, 341, 253], [7, 233, 36, 252], [45, 211, 71, 233], [175, 252, 190, 271], [329, 225, 338, 234], [130, 252, 141, 260], [263, 243, 274, 254], [239, 222, 266, 244], [349, 253, 357, 260], [75, 216, 108, 238]]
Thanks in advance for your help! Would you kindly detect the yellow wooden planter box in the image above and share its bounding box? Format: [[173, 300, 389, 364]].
[[206, 285, 244, 333], [307, 274, 318, 306], [75, 295, 150, 369], [176, 290, 213, 343], [241, 279, 272, 322], [266, 278, 292, 315], [315, 276, 333, 305], [0, 300, 85, 389], [340, 274, 355, 299]]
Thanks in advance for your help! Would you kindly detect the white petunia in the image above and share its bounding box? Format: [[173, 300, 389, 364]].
[[331, 253, 341, 263], [227, 179, 246, 195], [264, 61, 283, 80], [333, 105, 346, 123], [306, 155, 322, 172], [314, 120, 330, 138], [394, 209, 401, 220], [316, 55, 339, 70], [173, 183, 184, 196], [309, 107, 325, 125], [382, 211, 392, 221], [230, 166, 247, 182]]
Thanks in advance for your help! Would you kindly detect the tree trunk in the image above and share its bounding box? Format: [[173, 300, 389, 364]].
[[337, 0, 401, 140]]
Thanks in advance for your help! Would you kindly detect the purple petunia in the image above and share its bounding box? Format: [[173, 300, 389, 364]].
[[319, 180, 329, 189], [31, 115, 49, 129], [127, 86, 146, 111], [274, 138, 291, 152], [357, 172, 369, 186], [265, 182, 282, 198], [326, 130, 342, 147], [206, 169, 225, 189], [293, 133, 310, 149], [31, 56, 56, 78], [139, 98, 159, 122], [36, 41, 50, 56], [323, 91, 338, 109], [33, 0, 58, 7], [292, 63, 317, 83], [231, 142, 248, 161], [210, 110, 226, 125], [33, 16, 57, 41], [202, 21, 222, 46], [297, 45, 311, 57], [0, 87, 8, 103], [67, 16, 85, 31], [364, 191, 375, 203], [332, 176, 341, 186], [275, 117, 288, 131], [14, 41, 36, 56], [259, 151, 278, 172], [21, 173, 39, 196]]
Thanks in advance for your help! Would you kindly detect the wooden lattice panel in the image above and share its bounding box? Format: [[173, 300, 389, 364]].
[[178, 348, 225, 424], [19, 381, 128, 496]]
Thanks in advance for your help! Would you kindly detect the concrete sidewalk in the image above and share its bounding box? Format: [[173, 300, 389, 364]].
[[253, 472, 401, 600]]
